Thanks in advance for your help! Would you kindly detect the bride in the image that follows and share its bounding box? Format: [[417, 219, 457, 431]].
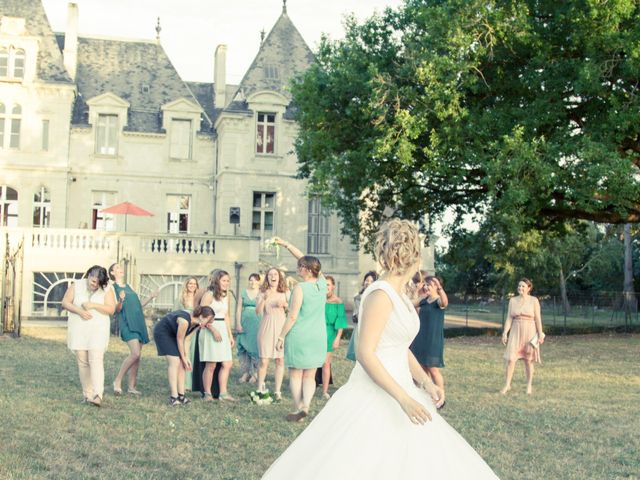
[[262, 219, 499, 479]]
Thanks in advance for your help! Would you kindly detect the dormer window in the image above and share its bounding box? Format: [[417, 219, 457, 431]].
[[0, 46, 25, 79], [95, 114, 118, 155], [256, 112, 275, 154]]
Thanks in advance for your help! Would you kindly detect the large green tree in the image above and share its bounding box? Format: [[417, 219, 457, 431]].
[[292, 0, 640, 245]]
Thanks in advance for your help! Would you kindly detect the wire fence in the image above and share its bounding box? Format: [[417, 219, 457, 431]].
[[445, 291, 640, 332]]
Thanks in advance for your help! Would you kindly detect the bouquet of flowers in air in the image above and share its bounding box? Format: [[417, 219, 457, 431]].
[[249, 389, 274, 406], [264, 237, 281, 259]]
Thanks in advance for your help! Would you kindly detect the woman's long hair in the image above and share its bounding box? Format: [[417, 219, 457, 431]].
[[180, 276, 199, 308], [260, 268, 287, 293], [207, 269, 230, 301]]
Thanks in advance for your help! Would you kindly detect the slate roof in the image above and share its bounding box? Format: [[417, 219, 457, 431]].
[[61, 35, 208, 133], [0, 0, 73, 84], [232, 8, 314, 107], [185, 81, 238, 125]]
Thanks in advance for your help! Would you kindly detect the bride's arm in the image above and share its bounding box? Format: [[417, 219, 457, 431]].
[[357, 290, 432, 425]]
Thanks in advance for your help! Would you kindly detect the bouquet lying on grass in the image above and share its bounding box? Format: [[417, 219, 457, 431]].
[[249, 390, 274, 405]]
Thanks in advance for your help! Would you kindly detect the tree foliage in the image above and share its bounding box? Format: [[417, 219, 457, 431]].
[[292, 0, 640, 245]]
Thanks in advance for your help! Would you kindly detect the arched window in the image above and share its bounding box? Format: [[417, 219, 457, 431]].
[[9, 103, 21, 149], [0, 185, 18, 227], [13, 48, 25, 78], [0, 48, 8, 77], [33, 186, 51, 227]]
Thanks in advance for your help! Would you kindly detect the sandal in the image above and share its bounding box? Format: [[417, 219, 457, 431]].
[[273, 392, 282, 403], [113, 383, 122, 396], [203, 393, 214, 402], [178, 394, 191, 405], [127, 388, 142, 396], [168, 396, 180, 406]]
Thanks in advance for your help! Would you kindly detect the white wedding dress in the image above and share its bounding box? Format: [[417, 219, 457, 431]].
[[263, 281, 499, 479]]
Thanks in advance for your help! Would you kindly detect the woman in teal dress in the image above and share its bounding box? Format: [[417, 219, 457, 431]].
[[347, 271, 378, 361], [409, 275, 448, 405], [274, 237, 327, 422], [316, 276, 348, 399], [235, 273, 261, 383], [109, 263, 158, 395]]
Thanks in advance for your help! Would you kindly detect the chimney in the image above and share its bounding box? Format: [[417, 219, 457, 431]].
[[63, 3, 78, 80], [214, 45, 227, 109]]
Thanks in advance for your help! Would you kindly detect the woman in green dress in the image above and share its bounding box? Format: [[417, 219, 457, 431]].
[[274, 237, 327, 422], [109, 263, 158, 395], [317, 276, 348, 399], [235, 273, 261, 383]]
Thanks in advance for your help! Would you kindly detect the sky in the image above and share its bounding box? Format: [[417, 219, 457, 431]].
[[42, 0, 405, 84]]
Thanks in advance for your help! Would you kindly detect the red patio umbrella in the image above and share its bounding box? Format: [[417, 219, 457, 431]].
[[100, 201, 154, 232]]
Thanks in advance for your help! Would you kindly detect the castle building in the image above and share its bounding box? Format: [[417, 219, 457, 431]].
[[0, 0, 433, 323]]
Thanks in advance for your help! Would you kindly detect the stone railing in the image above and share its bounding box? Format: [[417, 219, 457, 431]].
[[139, 235, 216, 255]]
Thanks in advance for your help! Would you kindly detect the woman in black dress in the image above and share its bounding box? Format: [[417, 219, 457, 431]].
[[409, 275, 448, 406], [154, 305, 215, 406]]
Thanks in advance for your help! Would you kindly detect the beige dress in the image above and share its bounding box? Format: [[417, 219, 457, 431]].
[[67, 280, 111, 351], [257, 291, 287, 359], [504, 295, 539, 362]]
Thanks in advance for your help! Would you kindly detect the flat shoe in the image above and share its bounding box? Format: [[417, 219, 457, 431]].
[[127, 388, 142, 395], [89, 395, 102, 407], [219, 393, 237, 402], [286, 411, 307, 422]]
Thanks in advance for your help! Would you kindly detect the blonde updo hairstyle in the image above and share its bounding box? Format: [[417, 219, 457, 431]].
[[375, 219, 421, 276]]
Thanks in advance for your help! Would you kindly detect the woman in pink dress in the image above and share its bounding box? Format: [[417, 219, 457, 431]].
[[255, 268, 289, 401], [501, 278, 545, 395]]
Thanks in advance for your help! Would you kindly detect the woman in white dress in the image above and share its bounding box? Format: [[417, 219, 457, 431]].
[[199, 269, 236, 401], [263, 219, 499, 479], [62, 265, 116, 407]]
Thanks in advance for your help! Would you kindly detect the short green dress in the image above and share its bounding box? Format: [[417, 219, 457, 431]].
[[285, 277, 327, 369], [113, 284, 149, 344], [325, 302, 348, 352], [237, 289, 260, 359]]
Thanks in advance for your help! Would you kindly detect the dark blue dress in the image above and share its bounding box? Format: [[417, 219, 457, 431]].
[[409, 298, 445, 368]]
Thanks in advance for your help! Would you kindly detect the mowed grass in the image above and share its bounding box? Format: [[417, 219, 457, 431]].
[[0, 329, 638, 480]]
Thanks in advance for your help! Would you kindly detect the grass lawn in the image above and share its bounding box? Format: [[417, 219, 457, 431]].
[[0, 328, 638, 480]]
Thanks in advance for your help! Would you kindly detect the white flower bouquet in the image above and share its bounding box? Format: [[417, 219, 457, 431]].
[[249, 389, 274, 405], [264, 237, 281, 259]]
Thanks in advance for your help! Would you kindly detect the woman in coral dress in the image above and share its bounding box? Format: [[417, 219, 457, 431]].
[[262, 220, 499, 479], [501, 277, 545, 395]]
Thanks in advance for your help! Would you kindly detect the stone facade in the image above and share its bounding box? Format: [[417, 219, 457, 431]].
[[0, 1, 434, 321]]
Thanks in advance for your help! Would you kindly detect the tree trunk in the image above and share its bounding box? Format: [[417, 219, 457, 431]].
[[559, 266, 570, 315], [623, 224, 637, 315]]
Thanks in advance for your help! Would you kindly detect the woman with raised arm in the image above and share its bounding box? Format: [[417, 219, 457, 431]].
[[501, 277, 545, 395], [273, 237, 327, 422], [236, 273, 261, 384], [346, 271, 378, 361], [263, 220, 499, 479], [63, 265, 116, 407], [199, 270, 236, 402], [154, 306, 214, 406], [255, 268, 289, 401], [409, 274, 449, 405], [109, 263, 158, 396]]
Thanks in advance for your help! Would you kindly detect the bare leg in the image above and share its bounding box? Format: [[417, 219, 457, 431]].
[[322, 352, 332, 395], [524, 360, 534, 394], [288, 368, 303, 411], [165, 356, 180, 398], [218, 360, 233, 396], [257, 357, 269, 392], [274, 357, 285, 394], [177, 362, 186, 396], [301, 368, 317, 412], [113, 339, 141, 390], [203, 362, 217, 395], [501, 360, 516, 394], [426, 366, 444, 392]]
